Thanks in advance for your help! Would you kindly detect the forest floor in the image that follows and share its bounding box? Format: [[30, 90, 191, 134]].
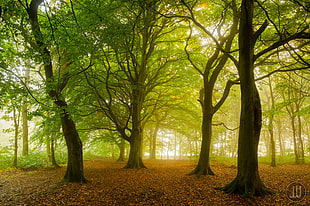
[[0, 159, 309, 206]]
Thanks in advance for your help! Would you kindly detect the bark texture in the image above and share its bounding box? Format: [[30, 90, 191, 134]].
[[185, 0, 238, 176], [61, 113, 86, 182], [124, 88, 146, 169], [26, 0, 86, 182], [188, 97, 214, 176], [217, 0, 273, 198]]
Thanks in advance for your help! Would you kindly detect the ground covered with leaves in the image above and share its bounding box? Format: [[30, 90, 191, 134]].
[[0, 159, 309, 205]]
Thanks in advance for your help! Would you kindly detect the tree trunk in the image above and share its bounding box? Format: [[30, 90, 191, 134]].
[[217, 0, 272, 198], [297, 114, 305, 163], [277, 121, 285, 157], [189, 77, 215, 176], [149, 121, 159, 160], [291, 115, 300, 164], [185, 0, 238, 176], [51, 139, 60, 168], [47, 137, 51, 163], [13, 129, 18, 167], [26, 0, 86, 182], [117, 139, 125, 161], [22, 68, 30, 156], [22, 99, 29, 156], [174, 133, 178, 160], [220, 82, 272, 197], [13, 107, 19, 167], [178, 134, 183, 159], [47, 131, 60, 167], [267, 77, 276, 167], [124, 88, 146, 168], [269, 130, 276, 167], [61, 113, 86, 182], [188, 113, 214, 176], [124, 134, 146, 168]]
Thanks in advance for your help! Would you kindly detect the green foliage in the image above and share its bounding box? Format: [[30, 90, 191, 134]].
[[17, 152, 48, 168], [297, 105, 310, 116], [0, 156, 12, 169], [0, 145, 12, 168], [85, 138, 121, 158], [259, 155, 310, 165], [0, 0, 309, 177], [210, 156, 237, 166], [0, 149, 67, 169]]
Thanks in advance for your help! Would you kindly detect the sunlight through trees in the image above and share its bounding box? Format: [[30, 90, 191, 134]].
[[0, 0, 309, 203]]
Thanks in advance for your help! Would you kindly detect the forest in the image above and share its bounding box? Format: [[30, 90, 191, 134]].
[[0, 0, 309, 205]]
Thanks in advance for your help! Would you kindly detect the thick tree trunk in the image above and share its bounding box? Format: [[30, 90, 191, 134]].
[[217, 0, 272, 198], [124, 88, 146, 168], [219, 81, 272, 197], [186, 0, 238, 176], [189, 77, 215, 176], [189, 75, 215, 177], [26, 0, 86, 182], [124, 132, 146, 168], [189, 113, 214, 176], [61, 113, 86, 182]]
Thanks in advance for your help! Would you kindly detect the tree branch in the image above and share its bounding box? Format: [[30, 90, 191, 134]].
[[254, 29, 310, 61], [212, 122, 239, 131], [213, 79, 239, 113], [253, 20, 269, 43], [0, 66, 52, 108], [255, 66, 310, 81]]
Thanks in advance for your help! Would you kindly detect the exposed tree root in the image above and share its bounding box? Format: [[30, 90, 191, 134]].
[[117, 157, 125, 162], [52, 164, 61, 169], [215, 178, 274, 199], [123, 160, 147, 169], [188, 165, 215, 178]]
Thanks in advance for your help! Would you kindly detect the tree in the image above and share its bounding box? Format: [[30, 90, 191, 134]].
[[278, 72, 308, 164], [2, 0, 87, 182], [218, 0, 309, 197], [147, 112, 166, 160], [178, 0, 239, 176], [217, 0, 272, 197], [22, 68, 30, 156], [144, 73, 202, 160], [1, 87, 24, 167], [263, 76, 276, 167], [82, 0, 184, 168]]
